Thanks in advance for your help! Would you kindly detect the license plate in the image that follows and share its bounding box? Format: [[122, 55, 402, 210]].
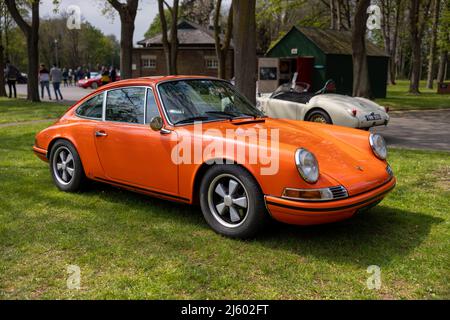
[[365, 114, 381, 121]]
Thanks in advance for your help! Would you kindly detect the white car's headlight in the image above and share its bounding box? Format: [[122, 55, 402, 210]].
[[295, 148, 319, 183], [369, 133, 387, 160]]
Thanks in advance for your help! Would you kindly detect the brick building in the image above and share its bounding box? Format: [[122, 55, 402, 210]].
[[132, 20, 234, 79]]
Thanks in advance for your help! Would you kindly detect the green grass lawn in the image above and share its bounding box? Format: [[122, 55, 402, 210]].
[[0, 121, 449, 299], [376, 80, 450, 111], [0, 97, 69, 124]]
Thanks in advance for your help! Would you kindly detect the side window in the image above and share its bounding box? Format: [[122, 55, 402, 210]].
[[76, 93, 104, 119], [146, 88, 161, 123], [105, 87, 146, 124]]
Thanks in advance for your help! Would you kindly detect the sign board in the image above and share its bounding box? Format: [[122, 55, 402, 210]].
[[291, 48, 298, 55]]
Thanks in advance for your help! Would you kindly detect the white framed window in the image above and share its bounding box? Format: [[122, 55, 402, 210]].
[[142, 55, 156, 69], [205, 57, 218, 69]]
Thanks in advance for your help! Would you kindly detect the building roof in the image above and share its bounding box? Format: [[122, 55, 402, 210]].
[[269, 26, 388, 57], [137, 20, 232, 48]]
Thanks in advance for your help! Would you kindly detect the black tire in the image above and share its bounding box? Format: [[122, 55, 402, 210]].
[[199, 165, 269, 238], [306, 109, 332, 124], [49, 140, 86, 192]]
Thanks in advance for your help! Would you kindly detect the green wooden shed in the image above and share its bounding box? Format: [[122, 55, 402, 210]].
[[266, 26, 389, 98]]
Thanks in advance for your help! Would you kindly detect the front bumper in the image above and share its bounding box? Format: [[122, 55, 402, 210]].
[[358, 114, 390, 128], [265, 177, 396, 225]]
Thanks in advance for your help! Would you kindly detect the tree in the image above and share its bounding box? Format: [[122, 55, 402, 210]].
[[351, 0, 371, 97], [105, 0, 139, 79], [0, 2, 9, 97], [426, 0, 441, 89], [213, 0, 233, 79], [436, 0, 449, 84], [233, 0, 256, 104], [408, 0, 432, 94], [4, 0, 40, 102], [380, 0, 403, 85], [158, 0, 180, 75]]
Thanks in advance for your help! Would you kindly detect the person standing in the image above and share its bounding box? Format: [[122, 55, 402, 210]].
[[101, 66, 110, 86], [62, 68, 69, 87], [39, 64, 52, 100], [110, 66, 117, 82], [50, 64, 64, 101], [5, 61, 20, 98]]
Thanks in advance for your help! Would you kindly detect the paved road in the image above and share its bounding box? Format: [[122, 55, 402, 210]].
[[12, 84, 93, 105], [371, 109, 450, 152]]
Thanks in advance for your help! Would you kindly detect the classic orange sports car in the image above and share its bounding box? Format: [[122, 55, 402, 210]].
[[33, 76, 396, 238]]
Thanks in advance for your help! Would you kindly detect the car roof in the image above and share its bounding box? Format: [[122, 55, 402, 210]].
[[98, 75, 221, 91]]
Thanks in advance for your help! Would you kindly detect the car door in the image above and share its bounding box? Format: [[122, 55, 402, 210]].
[[94, 86, 178, 195]]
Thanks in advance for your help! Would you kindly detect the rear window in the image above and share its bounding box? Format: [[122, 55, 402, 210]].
[[76, 93, 104, 119]]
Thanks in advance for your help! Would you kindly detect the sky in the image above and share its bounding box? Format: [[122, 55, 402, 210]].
[[40, 0, 159, 44]]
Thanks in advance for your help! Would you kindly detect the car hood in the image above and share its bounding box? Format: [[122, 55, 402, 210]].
[[200, 118, 390, 195], [310, 94, 385, 113]]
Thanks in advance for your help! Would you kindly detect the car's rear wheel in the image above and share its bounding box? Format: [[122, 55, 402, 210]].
[[306, 109, 332, 124], [199, 165, 269, 238], [49, 140, 86, 192], [91, 82, 98, 89]]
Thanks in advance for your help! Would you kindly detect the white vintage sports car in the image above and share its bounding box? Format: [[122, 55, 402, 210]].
[[257, 78, 390, 130]]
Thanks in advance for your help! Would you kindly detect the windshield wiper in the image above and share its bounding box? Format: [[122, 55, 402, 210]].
[[205, 110, 242, 119], [205, 110, 256, 120], [174, 116, 209, 125]]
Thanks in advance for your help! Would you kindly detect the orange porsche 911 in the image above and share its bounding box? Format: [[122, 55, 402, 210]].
[[33, 76, 396, 238]]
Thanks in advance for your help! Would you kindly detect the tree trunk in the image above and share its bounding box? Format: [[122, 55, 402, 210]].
[[0, 12, 6, 97], [437, 51, 448, 83], [0, 44, 6, 97], [27, 32, 40, 101], [330, 0, 336, 30], [214, 0, 233, 79], [107, 0, 138, 79], [158, 0, 178, 75], [169, 0, 179, 75], [408, 0, 421, 94], [5, 0, 40, 101], [119, 19, 135, 79], [352, 0, 371, 98], [233, 0, 257, 105], [426, 0, 440, 89]]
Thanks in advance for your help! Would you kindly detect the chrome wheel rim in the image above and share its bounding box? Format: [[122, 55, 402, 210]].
[[310, 114, 327, 123], [207, 174, 250, 228], [52, 146, 75, 185]]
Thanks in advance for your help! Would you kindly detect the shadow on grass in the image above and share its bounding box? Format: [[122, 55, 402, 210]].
[[19, 177, 442, 267]]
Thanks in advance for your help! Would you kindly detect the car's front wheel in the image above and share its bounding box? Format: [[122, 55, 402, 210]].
[[49, 140, 86, 192], [91, 82, 98, 89], [199, 165, 269, 238]]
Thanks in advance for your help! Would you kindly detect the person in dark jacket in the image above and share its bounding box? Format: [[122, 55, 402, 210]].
[[109, 66, 117, 82], [5, 61, 20, 98]]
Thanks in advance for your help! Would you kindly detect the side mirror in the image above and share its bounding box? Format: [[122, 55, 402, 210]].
[[149, 116, 164, 131]]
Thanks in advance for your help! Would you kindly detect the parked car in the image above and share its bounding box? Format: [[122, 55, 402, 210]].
[[257, 75, 390, 130], [33, 76, 396, 238], [78, 72, 121, 89]]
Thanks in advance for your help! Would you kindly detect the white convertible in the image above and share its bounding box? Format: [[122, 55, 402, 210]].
[[257, 77, 390, 130]]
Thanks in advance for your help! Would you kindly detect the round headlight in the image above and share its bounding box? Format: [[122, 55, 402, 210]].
[[295, 148, 319, 183], [369, 133, 387, 160]]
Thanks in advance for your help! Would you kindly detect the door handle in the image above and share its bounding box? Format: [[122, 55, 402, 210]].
[[95, 131, 107, 137]]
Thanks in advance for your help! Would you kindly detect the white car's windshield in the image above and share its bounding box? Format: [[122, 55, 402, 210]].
[[158, 79, 265, 125]]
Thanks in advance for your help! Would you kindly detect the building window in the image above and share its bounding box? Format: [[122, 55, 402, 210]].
[[142, 55, 156, 69], [205, 57, 218, 69]]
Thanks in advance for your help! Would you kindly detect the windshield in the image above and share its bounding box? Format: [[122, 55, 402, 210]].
[[158, 79, 264, 125]]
